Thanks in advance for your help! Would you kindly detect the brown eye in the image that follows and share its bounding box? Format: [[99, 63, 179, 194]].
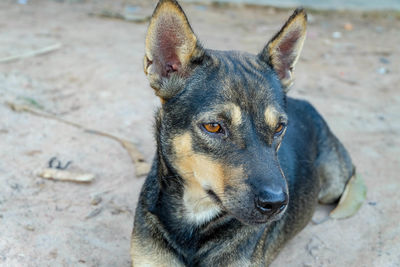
[[274, 123, 285, 136], [203, 123, 223, 134]]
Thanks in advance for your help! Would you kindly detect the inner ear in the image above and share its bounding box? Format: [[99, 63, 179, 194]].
[[146, 4, 195, 77], [259, 8, 307, 90], [144, 0, 204, 98]]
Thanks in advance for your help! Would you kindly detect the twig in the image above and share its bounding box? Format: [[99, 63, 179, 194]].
[[39, 168, 95, 183], [0, 43, 62, 63], [88, 11, 150, 23], [6, 101, 150, 177]]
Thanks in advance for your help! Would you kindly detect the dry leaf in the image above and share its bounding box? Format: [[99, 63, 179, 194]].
[[330, 173, 367, 219]]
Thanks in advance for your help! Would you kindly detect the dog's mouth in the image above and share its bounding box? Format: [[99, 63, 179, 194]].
[[249, 205, 287, 224], [206, 189, 223, 205], [206, 189, 288, 225], [236, 207, 287, 225]]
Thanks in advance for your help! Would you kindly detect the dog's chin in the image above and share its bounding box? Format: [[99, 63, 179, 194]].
[[231, 208, 287, 226]]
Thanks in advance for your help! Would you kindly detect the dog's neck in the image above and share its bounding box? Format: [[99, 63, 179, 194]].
[[147, 149, 233, 262]]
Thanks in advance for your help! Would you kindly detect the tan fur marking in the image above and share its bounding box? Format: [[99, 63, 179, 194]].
[[172, 133, 222, 224], [228, 103, 242, 126], [172, 133, 243, 225], [264, 106, 279, 129], [131, 232, 183, 267]]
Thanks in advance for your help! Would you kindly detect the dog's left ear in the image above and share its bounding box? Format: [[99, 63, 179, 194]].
[[259, 9, 307, 91], [144, 0, 204, 101]]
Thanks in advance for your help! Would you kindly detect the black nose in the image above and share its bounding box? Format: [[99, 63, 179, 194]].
[[255, 188, 288, 216]]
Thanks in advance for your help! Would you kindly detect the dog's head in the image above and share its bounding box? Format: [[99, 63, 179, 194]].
[[144, 0, 307, 225]]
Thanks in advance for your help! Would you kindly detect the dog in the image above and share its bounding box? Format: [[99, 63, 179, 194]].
[[131, 0, 354, 266]]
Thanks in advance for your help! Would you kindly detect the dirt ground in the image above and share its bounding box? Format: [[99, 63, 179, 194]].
[[0, 0, 399, 266]]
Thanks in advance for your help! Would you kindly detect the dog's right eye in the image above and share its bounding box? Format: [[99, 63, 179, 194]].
[[202, 123, 224, 134], [274, 123, 286, 137]]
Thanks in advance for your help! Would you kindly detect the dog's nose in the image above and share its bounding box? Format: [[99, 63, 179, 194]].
[[255, 188, 288, 216]]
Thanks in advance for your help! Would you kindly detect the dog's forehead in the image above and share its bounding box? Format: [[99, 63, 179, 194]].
[[193, 50, 285, 114]]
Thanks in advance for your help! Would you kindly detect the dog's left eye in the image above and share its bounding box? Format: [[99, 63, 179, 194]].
[[202, 123, 224, 134], [274, 123, 285, 137]]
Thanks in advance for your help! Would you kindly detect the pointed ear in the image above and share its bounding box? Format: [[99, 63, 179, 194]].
[[259, 8, 307, 91], [144, 0, 204, 101]]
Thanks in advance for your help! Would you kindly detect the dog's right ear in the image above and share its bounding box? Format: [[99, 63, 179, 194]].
[[144, 0, 204, 101]]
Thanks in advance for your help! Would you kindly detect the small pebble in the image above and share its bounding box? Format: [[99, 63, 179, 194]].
[[195, 5, 207, 11], [24, 225, 35, 231], [124, 5, 140, 13], [377, 67, 389, 74], [9, 183, 22, 191], [307, 14, 315, 23], [379, 57, 390, 64], [91, 195, 102, 206], [85, 207, 102, 219], [344, 23, 353, 31], [375, 26, 384, 33], [111, 206, 126, 215], [332, 31, 342, 39]]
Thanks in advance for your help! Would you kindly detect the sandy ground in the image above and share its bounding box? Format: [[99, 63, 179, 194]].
[[0, 0, 399, 266]]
